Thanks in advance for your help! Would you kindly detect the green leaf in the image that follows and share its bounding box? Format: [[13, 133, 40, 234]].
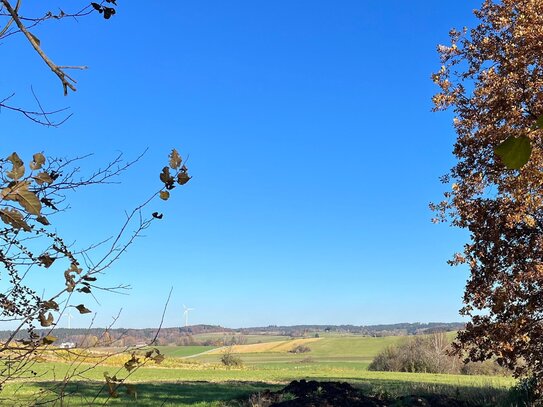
[[75, 304, 92, 314], [0, 208, 31, 231], [169, 149, 182, 169], [494, 135, 532, 170], [30, 153, 46, 170], [159, 190, 170, 201]]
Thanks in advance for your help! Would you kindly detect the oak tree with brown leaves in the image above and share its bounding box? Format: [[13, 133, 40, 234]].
[[433, 0, 543, 393]]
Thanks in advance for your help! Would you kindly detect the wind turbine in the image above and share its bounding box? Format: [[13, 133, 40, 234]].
[[67, 311, 73, 330], [183, 305, 194, 327]]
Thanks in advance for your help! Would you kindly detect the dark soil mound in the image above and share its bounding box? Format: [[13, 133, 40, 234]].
[[245, 380, 478, 407]]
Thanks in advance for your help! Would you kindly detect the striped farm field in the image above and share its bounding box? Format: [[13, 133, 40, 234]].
[[194, 335, 408, 370], [206, 337, 320, 354], [190, 333, 290, 344]]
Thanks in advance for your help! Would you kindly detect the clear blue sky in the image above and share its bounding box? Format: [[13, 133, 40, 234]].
[[1, 1, 480, 329]]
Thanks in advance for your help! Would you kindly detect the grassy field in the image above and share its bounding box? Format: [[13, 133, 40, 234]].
[[193, 335, 407, 370], [0, 362, 515, 406], [0, 333, 519, 406], [153, 346, 217, 358]]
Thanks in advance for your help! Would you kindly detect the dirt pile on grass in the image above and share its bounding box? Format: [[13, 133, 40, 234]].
[[246, 380, 476, 407]]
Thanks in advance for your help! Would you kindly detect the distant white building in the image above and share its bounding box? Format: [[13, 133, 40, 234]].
[[59, 342, 76, 349]]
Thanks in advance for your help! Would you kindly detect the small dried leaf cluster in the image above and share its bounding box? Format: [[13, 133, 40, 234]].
[[155, 149, 191, 209], [91, 1, 117, 20], [432, 0, 543, 392]]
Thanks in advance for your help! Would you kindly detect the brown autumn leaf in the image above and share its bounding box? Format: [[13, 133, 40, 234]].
[[0, 208, 32, 231], [6, 164, 25, 180], [33, 172, 54, 185], [169, 149, 182, 169], [42, 300, 59, 311], [36, 215, 50, 226], [7, 152, 23, 167], [30, 153, 46, 170], [177, 172, 191, 185], [75, 304, 92, 314], [6, 152, 24, 180], [159, 190, 170, 200], [38, 254, 56, 268], [42, 335, 57, 345], [1, 182, 42, 215], [39, 312, 54, 327]]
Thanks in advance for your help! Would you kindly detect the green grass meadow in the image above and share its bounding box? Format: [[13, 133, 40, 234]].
[[0, 334, 519, 406]]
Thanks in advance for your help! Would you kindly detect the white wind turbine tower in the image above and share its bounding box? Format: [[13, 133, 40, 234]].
[[67, 311, 73, 330], [183, 305, 194, 327]]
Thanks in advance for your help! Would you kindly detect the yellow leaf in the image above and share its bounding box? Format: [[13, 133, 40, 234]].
[[159, 191, 170, 200]]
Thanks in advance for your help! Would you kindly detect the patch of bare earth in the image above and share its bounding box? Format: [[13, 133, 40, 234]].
[[245, 380, 477, 407]]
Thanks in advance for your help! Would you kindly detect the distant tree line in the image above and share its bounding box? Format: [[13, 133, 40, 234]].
[[239, 322, 465, 337], [0, 323, 465, 348]]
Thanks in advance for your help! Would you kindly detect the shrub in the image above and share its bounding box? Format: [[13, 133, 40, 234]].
[[220, 348, 243, 368], [368, 333, 508, 376], [289, 345, 311, 354], [369, 334, 458, 374], [460, 359, 510, 376]]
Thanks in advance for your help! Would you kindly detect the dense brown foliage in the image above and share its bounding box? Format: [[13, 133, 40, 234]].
[[432, 0, 543, 390]]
